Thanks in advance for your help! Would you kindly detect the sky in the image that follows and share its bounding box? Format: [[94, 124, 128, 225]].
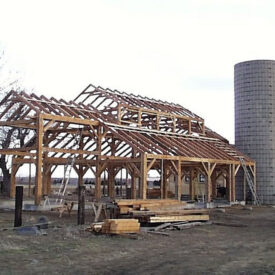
[[1, 0, 275, 144]]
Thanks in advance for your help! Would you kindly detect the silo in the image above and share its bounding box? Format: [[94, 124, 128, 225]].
[[235, 59, 275, 204]]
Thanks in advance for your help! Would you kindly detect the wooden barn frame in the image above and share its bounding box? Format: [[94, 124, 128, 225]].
[[0, 85, 256, 205]]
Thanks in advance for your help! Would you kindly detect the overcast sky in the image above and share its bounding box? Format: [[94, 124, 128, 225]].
[[1, 0, 275, 144]]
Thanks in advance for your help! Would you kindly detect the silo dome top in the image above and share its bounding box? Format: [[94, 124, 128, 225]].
[[234, 59, 275, 68]]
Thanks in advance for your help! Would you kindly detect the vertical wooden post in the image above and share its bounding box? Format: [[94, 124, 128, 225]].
[[231, 164, 236, 202], [47, 165, 52, 195], [211, 171, 216, 198], [206, 163, 211, 203], [118, 104, 122, 124], [189, 168, 195, 200], [156, 114, 160, 131], [141, 153, 147, 199], [160, 159, 164, 199], [120, 168, 123, 197], [42, 164, 48, 195], [202, 162, 216, 203], [177, 160, 182, 201], [227, 164, 232, 202], [188, 120, 192, 134], [108, 167, 115, 198], [78, 165, 84, 186], [95, 162, 101, 200], [35, 114, 43, 205], [28, 163, 31, 198], [10, 162, 17, 198], [163, 164, 169, 199], [14, 186, 23, 227], [78, 185, 85, 225], [172, 116, 176, 133], [131, 173, 136, 199], [138, 109, 142, 127], [95, 126, 102, 200], [202, 122, 205, 135]]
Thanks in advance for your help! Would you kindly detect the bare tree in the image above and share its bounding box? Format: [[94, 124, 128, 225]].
[[0, 48, 27, 195]]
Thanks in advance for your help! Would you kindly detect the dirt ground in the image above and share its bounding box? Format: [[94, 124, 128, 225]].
[[0, 205, 275, 275]]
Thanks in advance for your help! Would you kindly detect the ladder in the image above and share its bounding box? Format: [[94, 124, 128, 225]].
[[239, 157, 260, 205], [56, 130, 83, 204]]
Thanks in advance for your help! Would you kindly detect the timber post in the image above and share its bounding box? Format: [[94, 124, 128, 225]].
[[141, 153, 147, 199], [78, 185, 85, 225], [177, 160, 182, 200], [108, 166, 115, 198], [189, 168, 195, 200], [10, 160, 17, 198], [35, 114, 43, 205], [14, 186, 23, 227]]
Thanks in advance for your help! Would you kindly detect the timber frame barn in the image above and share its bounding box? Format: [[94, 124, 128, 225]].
[[0, 84, 256, 205]]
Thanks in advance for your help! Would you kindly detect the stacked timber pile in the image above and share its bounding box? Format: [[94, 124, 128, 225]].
[[115, 199, 209, 224], [131, 209, 209, 223], [115, 199, 187, 214], [101, 219, 140, 234]]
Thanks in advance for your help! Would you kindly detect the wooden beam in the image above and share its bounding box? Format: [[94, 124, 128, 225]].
[[234, 164, 240, 176], [0, 120, 36, 129], [147, 154, 255, 166], [147, 158, 156, 171], [43, 120, 56, 132], [40, 113, 99, 126], [43, 147, 99, 155], [0, 150, 35, 157]]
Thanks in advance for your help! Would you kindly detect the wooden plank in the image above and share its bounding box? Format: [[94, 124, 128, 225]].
[[148, 214, 209, 223], [115, 199, 184, 206], [131, 209, 209, 216]]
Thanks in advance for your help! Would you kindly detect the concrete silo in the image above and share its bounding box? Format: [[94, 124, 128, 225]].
[[235, 59, 275, 204]]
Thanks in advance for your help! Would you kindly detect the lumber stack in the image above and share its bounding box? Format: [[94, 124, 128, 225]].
[[115, 199, 187, 214], [101, 219, 140, 234], [114, 199, 209, 224], [131, 208, 209, 223]]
